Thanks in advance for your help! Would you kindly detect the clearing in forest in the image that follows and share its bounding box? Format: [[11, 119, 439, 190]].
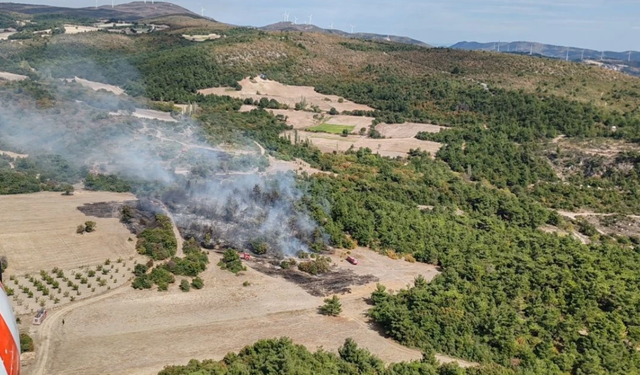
[[182, 33, 221, 42], [287, 130, 442, 158], [376, 122, 445, 138], [63, 24, 100, 34], [62, 77, 126, 96], [199, 77, 374, 113], [0, 71, 28, 81]]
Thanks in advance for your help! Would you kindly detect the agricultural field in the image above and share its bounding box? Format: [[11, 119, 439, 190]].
[[0, 191, 137, 274], [6, 259, 133, 317], [61, 77, 126, 95], [287, 130, 442, 157], [375, 122, 445, 138], [182, 33, 220, 42], [0, 71, 28, 81], [63, 24, 99, 34], [199, 77, 374, 113], [306, 123, 355, 135], [27, 248, 469, 375]]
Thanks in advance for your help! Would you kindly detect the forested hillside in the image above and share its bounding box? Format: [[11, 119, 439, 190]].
[[2, 10, 640, 375]]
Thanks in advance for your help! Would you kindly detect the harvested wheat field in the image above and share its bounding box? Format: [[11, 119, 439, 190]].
[[287, 131, 442, 158], [28, 246, 474, 375], [182, 33, 221, 42], [63, 24, 100, 34], [0, 71, 28, 81], [132, 108, 177, 122], [0, 32, 16, 40], [376, 122, 445, 138], [63, 77, 125, 95], [0, 191, 137, 275], [199, 77, 373, 113], [0, 150, 28, 159]]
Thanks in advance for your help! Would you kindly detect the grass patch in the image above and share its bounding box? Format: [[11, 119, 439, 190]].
[[306, 124, 355, 135]]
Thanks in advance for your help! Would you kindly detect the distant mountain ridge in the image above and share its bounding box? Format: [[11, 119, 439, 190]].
[[261, 22, 430, 47], [451, 41, 640, 63], [0, 1, 197, 20]]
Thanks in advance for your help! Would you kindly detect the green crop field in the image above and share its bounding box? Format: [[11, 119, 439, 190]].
[[306, 124, 355, 134]]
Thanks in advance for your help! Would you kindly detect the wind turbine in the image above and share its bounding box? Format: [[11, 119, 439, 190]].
[[308, 14, 313, 25], [330, 23, 334, 30], [95, 0, 98, 9], [283, 12, 289, 22], [629, 51, 633, 62], [530, 42, 533, 55], [566, 47, 570, 61], [600, 51, 605, 61], [294, 17, 298, 25], [350, 24, 356, 34], [497, 41, 501, 52], [111, 0, 114, 8], [201, 7, 205, 17]]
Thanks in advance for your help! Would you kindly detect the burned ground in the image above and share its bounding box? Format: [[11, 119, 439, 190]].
[[250, 259, 378, 297], [77, 199, 161, 235]]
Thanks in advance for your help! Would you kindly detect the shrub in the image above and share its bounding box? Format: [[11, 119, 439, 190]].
[[84, 221, 97, 233], [320, 295, 342, 316], [180, 279, 191, 292], [298, 257, 332, 275], [76, 224, 85, 234], [191, 276, 204, 290], [20, 333, 34, 353], [218, 249, 245, 274], [132, 275, 153, 290]]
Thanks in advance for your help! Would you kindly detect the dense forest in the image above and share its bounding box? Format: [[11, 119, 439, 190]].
[[158, 338, 512, 375]]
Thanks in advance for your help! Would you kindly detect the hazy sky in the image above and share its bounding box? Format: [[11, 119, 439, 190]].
[[23, 0, 640, 51]]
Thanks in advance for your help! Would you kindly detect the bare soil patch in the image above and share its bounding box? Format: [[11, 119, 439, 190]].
[[0, 71, 28, 81], [199, 77, 373, 113], [0, 149, 28, 159], [182, 33, 221, 42], [376, 122, 444, 138], [63, 24, 100, 34], [132, 108, 177, 122], [287, 130, 442, 158], [62, 77, 125, 96], [0, 32, 16, 40], [0, 191, 137, 275]]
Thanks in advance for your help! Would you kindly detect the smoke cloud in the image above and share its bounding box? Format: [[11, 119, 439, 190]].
[[0, 61, 322, 257]]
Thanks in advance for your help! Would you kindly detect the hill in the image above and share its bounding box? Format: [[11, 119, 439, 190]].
[[3, 7, 640, 375], [451, 41, 640, 62], [0, 1, 196, 20], [261, 21, 430, 47]]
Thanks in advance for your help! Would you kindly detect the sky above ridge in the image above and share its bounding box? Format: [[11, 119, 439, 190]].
[[20, 0, 640, 51]]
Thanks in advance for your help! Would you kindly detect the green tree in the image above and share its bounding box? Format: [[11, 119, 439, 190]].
[[320, 295, 342, 316], [84, 221, 97, 233], [20, 333, 34, 353]]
